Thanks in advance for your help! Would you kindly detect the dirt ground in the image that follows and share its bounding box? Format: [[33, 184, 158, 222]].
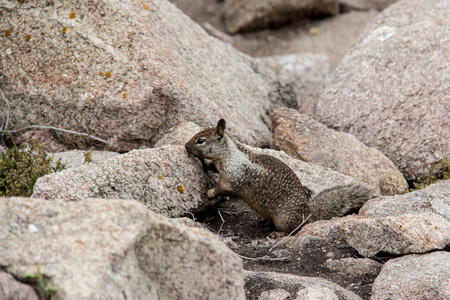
[[195, 197, 383, 299]]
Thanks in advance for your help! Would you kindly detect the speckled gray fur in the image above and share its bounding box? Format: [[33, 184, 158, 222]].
[[185, 120, 376, 232]]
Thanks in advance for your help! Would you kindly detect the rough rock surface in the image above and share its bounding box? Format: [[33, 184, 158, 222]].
[[307, 0, 450, 181], [0, 197, 245, 299], [360, 179, 450, 221], [324, 257, 382, 276], [258, 54, 331, 107], [0, 271, 38, 300], [245, 271, 362, 300], [272, 107, 407, 195], [371, 252, 450, 300], [0, 0, 294, 152], [223, 0, 339, 34], [440, 278, 450, 300], [33, 146, 214, 217], [51, 149, 119, 169], [285, 189, 450, 257], [154, 121, 203, 148], [343, 212, 450, 257]]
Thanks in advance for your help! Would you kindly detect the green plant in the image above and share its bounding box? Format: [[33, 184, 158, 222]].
[[412, 159, 450, 190], [83, 149, 93, 164], [0, 141, 66, 196], [24, 261, 57, 299]]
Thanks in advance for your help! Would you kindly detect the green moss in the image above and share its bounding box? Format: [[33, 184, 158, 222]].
[[411, 159, 450, 190], [0, 141, 66, 197]]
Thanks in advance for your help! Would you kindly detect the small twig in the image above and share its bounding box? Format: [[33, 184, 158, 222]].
[[137, 186, 148, 202], [0, 90, 10, 133], [269, 214, 311, 252], [218, 210, 225, 233], [234, 253, 290, 262], [0, 125, 113, 145], [203, 22, 233, 44], [182, 211, 197, 223]]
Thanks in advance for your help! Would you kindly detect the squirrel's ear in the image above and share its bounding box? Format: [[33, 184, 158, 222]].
[[217, 119, 226, 137]]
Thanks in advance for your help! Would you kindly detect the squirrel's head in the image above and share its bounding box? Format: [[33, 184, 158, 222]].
[[185, 119, 228, 159]]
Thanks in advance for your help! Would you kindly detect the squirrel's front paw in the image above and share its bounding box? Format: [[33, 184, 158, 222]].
[[206, 188, 216, 199]]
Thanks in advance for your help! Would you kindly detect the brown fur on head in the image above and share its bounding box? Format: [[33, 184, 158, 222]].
[[185, 119, 229, 161]]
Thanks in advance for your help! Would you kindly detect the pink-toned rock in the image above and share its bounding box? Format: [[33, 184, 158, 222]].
[[16, 130, 68, 153], [272, 107, 407, 195], [307, 0, 450, 181], [223, 0, 339, 34], [0, 271, 38, 300], [324, 257, 382, 276], [0, 0, 293, 152]]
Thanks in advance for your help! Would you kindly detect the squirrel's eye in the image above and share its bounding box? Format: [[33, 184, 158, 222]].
[[196, 138, 206, 145]]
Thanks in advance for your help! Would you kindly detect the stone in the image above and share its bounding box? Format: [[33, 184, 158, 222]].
[[0, 0, 294, 152], [32, 146, 214, 218], [51, 149, 120, 169], [324, 257, 382, 276], [339, 0, 399, 11], [360, 179, 450, 221], [154, 122, 203, 148], [285, 211, 450, 258], [258, 288, 291, 300], [308, 0, 450, 181], [0, 271, 38, 300], [223, 0, 339, 34], [258, 53, 331, 107], [371, 252, 450, 300], [344, 213, 450, 257], [245, 271, 362, 300], [0, 197, 245, 299], [16, 130, 68, 153], [272, 107, 407, 195]]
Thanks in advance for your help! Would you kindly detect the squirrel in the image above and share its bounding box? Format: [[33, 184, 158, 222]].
[[185, 119, 377, 233]]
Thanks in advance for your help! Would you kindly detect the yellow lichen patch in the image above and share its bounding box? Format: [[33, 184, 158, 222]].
[[139, 0, 149, 10], [308, 27, 320, 36], [5, 30, 12, 37], [69, 12, 76, 19], [75, 239, 83, 245], [157, 175, 163, 180], [62, 27, 67, 34], [177, 185, 185, 194], [122, 93, 127, 98], [25, 34, 31, 41], [18, 0, 24, 3], [98, 71, 104, 76], [105, 71, 111, 78]]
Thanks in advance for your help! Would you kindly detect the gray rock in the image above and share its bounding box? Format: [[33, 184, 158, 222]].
[[324, 257, 382, 276], [33, 146, 214, 217], [371, 252, 450, 300], [0, 271, 38, 300], [309, 0, 450, 181], [339, 0, 398, 11], [258, 288, 291, 300], [51, 149, 120, 169], [223, 0, 339, 34], [0, 145, 6, 154], [245, 271, 362, 300], [360, 179, 450, 221], [258, 53, 331, 107], [0, 0, 294, 152], [285, 211, 450, 258], [0, 197, 245, 299], [344, 213, 450, 257], [272, 107, 407, 195], [154, 122, 203, 148]]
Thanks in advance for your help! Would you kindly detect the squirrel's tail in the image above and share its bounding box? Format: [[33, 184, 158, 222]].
[[308, 184, 377, 221]]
